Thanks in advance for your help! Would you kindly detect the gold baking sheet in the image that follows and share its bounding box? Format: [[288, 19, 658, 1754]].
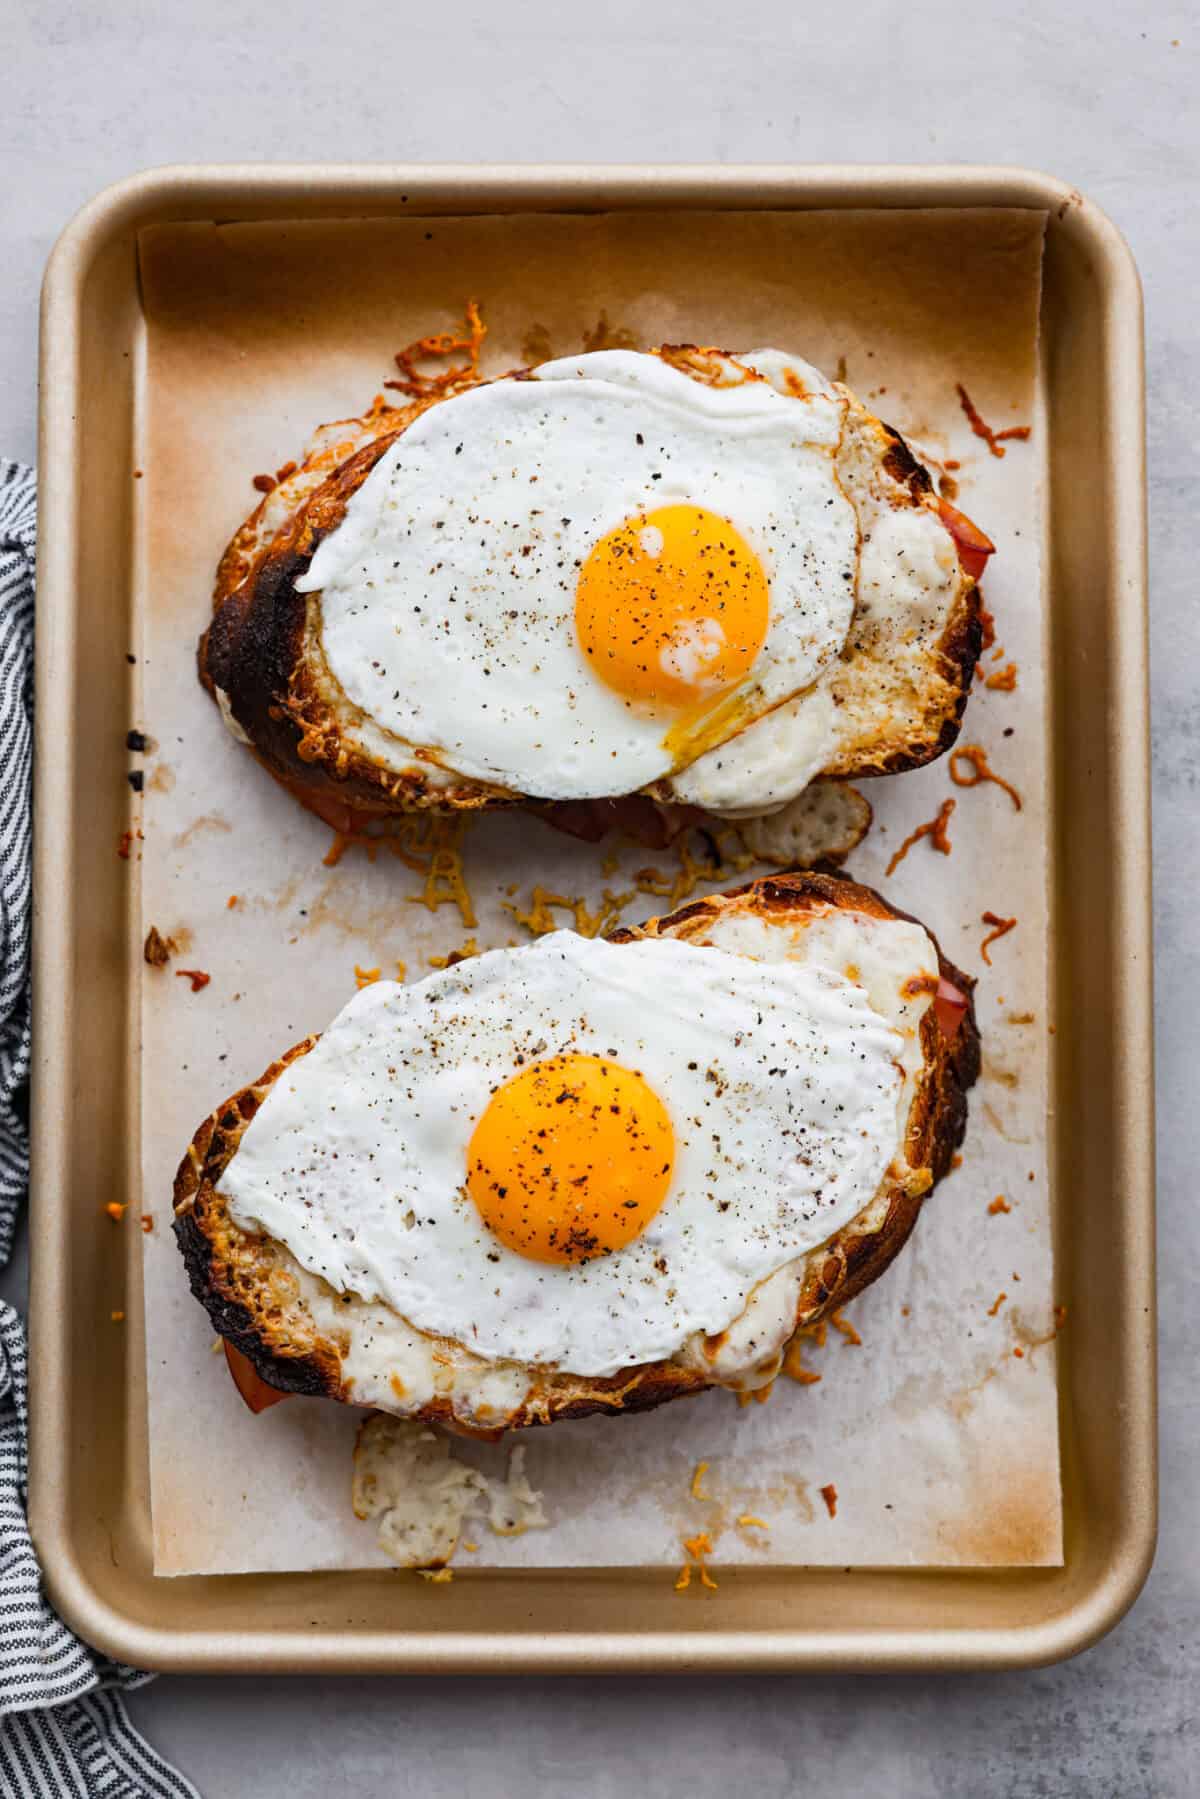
[[30, 165, 1153, 1671]]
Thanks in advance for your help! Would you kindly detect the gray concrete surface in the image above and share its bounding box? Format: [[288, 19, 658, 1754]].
[[3, 1, 1196, 1793]]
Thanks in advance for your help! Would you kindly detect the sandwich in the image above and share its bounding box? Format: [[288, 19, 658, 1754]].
[[174, 869, 979, 1434], [202, 345, 992, 836]]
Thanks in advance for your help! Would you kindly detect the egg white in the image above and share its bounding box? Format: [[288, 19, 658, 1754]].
[[219, 932, 905, 1378], [665, 471, 960, 812], [297, 351, 858, 802]]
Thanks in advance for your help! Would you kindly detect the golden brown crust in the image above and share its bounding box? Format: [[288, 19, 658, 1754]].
[[819, 416, 982, 783], [199, 368, 983, 831], [173, 870, 979, 1430]]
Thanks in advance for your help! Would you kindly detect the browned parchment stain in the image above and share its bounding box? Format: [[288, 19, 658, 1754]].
[[948, 1302, 1066, 1432], [173, 812, 232, 849], [982, 1056, 1020, 1090], [1010, 1306, 1068, 1359], [582, 312, 641, 353], [925, 1313, 1068, 1563], [150, 1458, 229, 1573], [279, 871, 426, 946], [787, 1475, 816, 1524], [630, 1453, 818, 1547], [520, 314, 641, 366], [982, 1101, 1030, 1146], [146, 760, 176, 794], [931, 1463, 1061, 1566], [519, 323, 555, 364]]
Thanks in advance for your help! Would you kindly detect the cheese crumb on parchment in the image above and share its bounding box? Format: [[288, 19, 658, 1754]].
[[352, 1414, 547, 1570], [676, 1530, 719, 1592]]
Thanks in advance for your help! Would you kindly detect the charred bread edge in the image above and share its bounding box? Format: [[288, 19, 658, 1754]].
[[198, 419, 982, 822], [172, 870, 980, 1428]]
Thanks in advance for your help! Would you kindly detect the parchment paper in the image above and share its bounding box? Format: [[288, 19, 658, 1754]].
[[134, 208, 1058, 1575]]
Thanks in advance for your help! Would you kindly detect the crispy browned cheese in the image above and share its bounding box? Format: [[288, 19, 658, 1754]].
[[173, 870, 980, 1432]]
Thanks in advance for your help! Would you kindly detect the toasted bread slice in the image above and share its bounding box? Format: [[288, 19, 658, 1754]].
[[174, 870, 979, 1435], [201, 348, 986, 830]]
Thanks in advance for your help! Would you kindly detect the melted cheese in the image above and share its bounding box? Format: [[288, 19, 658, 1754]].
[[352, 1414, 546, 1567]]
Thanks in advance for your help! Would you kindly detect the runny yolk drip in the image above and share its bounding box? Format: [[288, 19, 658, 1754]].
[[466, 1052, 675, 1265], [574, 505, 769, 714]]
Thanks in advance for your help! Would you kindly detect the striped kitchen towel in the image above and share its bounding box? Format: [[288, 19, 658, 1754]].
[[0, 463, 199, 1798]]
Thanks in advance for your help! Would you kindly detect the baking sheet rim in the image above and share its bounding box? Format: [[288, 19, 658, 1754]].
[[30, 161, 1154, 1673]]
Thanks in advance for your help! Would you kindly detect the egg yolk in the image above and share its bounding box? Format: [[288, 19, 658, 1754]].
[[575, 504, 769, 712], [466, 1053, 675, 1265]]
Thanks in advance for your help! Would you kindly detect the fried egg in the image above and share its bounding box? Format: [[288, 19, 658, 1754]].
[[296, 350, 859, 802], [218, 932, 904, 1377]]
